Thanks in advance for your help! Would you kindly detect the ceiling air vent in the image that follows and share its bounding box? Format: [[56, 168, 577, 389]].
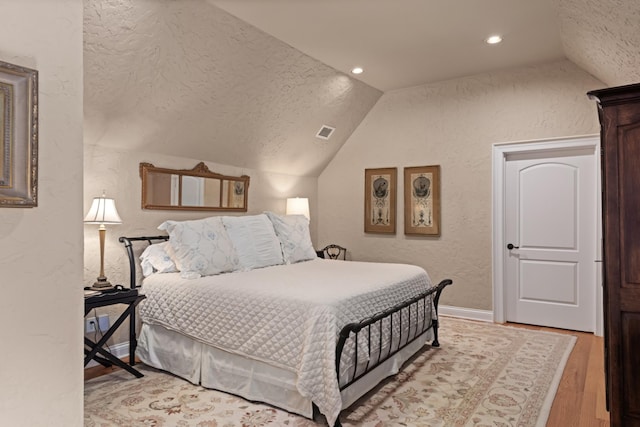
[[315, 125, 335, 140]]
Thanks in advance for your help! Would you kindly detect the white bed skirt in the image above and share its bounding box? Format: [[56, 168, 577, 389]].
[[136, 322, 433, 420]]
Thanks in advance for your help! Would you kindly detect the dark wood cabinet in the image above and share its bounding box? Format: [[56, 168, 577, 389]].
[[589, 83, 640, 427]]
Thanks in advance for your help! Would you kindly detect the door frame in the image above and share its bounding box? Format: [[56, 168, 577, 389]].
[[492, 134, 603, 335]]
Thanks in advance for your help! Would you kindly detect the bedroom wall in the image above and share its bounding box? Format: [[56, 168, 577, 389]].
[[317, 59, 604, 312], [0, 1, 84, 426]]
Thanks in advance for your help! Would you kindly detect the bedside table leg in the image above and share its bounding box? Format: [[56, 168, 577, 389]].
[[130, 308, 137, 366]]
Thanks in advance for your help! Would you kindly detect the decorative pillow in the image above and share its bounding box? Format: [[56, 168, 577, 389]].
[[222, 214, 284, 270], [139, 241, 178, 277], [265, 211, 316, 264], [158, 217, 239, 276]]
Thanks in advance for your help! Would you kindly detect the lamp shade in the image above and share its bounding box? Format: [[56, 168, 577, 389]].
[[84, 195, 122, 224], [286, 197, 310, 220]]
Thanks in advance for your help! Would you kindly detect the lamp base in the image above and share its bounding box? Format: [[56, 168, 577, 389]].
[[90, 276, 114, 291]]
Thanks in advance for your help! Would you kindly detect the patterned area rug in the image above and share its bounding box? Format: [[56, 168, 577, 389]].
[[84, 317, 575, 427]]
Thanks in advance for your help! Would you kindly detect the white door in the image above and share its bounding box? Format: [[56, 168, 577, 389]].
[[504, 147, 597, 332]]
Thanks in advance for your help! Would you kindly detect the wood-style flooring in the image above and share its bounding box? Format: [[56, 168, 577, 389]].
[[508, 323, 611, 427], [84, 322, 610, 426]]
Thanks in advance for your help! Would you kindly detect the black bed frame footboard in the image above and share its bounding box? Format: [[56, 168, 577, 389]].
[[324, 278, 452, 426], [119, 235, 169, 288], [119, 236, 452, 427]]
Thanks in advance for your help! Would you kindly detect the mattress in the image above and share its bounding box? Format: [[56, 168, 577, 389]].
[[138, 258, 434, 425]]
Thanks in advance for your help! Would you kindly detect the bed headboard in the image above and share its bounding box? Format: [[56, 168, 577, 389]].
[[118, 235, 169, 288]]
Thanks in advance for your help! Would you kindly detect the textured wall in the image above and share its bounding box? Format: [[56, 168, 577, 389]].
[[318, 60, 603, 311], [559, 0, 640, 87], [83, 0, 381, 177], [0, 1, 84, 425]]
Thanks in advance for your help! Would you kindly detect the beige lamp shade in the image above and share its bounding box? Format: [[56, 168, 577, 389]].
[[286, 197, 310, 220], [84, 195, 122, 224]]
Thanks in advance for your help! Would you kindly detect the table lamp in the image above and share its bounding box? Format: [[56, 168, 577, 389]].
[[286, 197, 310, 220], [84, 192, 122, 289]]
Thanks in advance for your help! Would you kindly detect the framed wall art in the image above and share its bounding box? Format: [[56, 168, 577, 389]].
[[364, 167, 396, 234], [404, 165, 440, 236], [0, 60, 38, 207]]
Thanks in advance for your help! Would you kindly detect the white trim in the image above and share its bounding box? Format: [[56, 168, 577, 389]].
[[595, 140, 604, 337], [492, 134, 603, 335], [84, 341, 129, 369], [438, 305, 493, 322]]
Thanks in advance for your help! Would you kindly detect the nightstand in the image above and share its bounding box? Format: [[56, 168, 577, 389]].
[[84, 288, 146, 378]]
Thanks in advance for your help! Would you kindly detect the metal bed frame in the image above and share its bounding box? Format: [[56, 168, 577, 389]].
[[119, 235, 452, 427]]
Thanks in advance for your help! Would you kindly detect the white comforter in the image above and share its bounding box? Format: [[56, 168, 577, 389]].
[[139, 258, 433, 426]]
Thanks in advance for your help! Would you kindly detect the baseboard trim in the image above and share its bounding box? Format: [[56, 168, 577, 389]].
[[438, 305, 494, 322], [85, 341, 129, 369]]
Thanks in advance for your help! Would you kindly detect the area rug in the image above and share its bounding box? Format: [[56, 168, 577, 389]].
[[84, 317, 575, 427]]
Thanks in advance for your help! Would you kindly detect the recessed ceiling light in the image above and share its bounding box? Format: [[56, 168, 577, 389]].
[[485, 35, 503, 45], [351, 67, 364, 75]]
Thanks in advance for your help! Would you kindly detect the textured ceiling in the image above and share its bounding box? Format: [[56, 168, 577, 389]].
[[83, 0, 381, 177], [558, 0, 640, 87], [211, 0, 640, 90], [211, 0, 566, 92]]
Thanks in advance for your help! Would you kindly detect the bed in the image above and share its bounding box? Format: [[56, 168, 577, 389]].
[[119, 213, 452, 427]]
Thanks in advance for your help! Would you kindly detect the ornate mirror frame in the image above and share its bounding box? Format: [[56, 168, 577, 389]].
[[140, 162, 249, 212], [0, 60, 38, 207]]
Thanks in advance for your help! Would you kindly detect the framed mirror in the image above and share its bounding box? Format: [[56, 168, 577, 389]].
[[140, 162, 249, 212], [0, 60, 38, 207]]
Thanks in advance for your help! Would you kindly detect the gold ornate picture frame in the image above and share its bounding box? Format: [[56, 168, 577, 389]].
[[0, 60, 38, 207], [364, 167, 397, 234], [404, 165, 440, 236]]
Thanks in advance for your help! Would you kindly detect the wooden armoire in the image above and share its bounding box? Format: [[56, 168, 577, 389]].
[[588, 83, 640, 427]]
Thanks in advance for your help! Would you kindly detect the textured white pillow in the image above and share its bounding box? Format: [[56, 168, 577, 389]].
[[222, 214, 284, 270], [158, 217, 239, 276], [265, 211, 316, 264], [139, 241, 178, 277]]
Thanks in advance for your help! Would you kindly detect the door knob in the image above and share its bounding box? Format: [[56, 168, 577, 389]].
[[507, 243, 520, 250]]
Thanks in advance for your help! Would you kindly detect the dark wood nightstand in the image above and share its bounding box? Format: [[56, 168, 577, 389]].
[[84, 288, 146, 378]]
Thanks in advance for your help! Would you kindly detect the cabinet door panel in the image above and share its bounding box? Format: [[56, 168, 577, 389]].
[[622, 312, 640, 418], [620, 123, 640, 285]]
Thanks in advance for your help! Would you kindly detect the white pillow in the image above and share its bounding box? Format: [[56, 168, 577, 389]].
[[139, 241, 178, 277], [158, 217, 239, 276], [265, 211, 316, 264], [222, 214, 284, 270]]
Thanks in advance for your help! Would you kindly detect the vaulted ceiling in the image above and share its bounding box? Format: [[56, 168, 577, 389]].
[[84, 0, 640, 177]]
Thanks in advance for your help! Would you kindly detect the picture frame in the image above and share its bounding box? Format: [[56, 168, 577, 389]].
[[404, 165, 440, 236], [364, 167, 397, 234], [0, 60, 38, 207]]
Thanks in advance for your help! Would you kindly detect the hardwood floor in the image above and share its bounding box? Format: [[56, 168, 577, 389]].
[[84, 357, 138, 381], [507, 323, 610, 427], [85, 323, 610, 426]]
